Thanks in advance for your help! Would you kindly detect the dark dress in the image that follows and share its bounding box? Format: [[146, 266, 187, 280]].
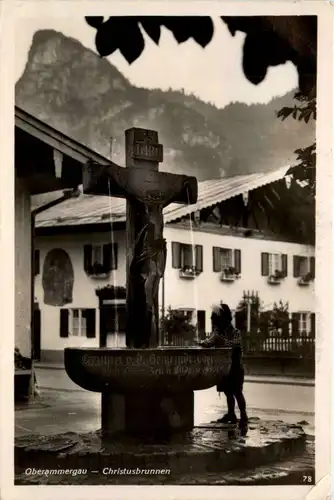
[[201, 314, 244, 394]]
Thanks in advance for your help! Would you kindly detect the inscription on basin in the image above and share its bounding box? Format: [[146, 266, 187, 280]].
[[81, 352, 222, 377], [65, 348, 230, 392]]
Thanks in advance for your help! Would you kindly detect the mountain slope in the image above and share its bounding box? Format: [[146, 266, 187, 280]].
[[16, 29, 315, 181]]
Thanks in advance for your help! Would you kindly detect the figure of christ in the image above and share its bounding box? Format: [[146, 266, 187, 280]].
[[83, 139, 198, 348], [127, 202, 167, 348]]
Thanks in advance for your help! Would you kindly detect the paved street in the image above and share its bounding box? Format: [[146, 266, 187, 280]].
[[15, 367, 315, 438]]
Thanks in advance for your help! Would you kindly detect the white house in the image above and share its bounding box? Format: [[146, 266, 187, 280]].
[[15, 107, 115, 355], [33, 164, 315, 363]]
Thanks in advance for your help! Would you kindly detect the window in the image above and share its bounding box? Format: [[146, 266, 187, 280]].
[[291, 312, 315, 337], [171, 242, 203, 272], [84, 243, 118, 274], [261, 253, 288, 277], [92, 245, 103, 265], [293, 256, 315, 279], [298, 313, 310, 334], [69, 309, 86, 336], [181, 244, 194, 268], [268, 253, 282, 276], [179, 309, 194, 322], [60, 308, 96, 338], [213, 247, 241, 274], [221, 248, 232, 269]]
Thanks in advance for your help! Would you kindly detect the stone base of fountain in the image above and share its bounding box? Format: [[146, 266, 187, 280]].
[[102, 391, 194, 435], [14, 419, 310, 485], [64, 347, 230, 436]]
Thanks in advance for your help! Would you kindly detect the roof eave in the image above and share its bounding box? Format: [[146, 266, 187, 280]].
[[15, 106, 116, 167]]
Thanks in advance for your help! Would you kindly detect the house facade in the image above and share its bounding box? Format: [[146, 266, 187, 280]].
[[14, 107, 115, 357], [33, 166, 315, 363]]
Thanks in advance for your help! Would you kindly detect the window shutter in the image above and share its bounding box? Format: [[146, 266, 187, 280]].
[[32, 308, 41, 359], [281, 254, 288, 277], [86, 309, 96, 338], [103, 243, 113, 271], [112, 243, 118, 270], [195, 245, 203, 272], [310, 256, 315, 279], [34, 250, 40, 276], [171, 242, 181, 269], [293, 256, 300, 278], [84, 245, 92, 272], [212, 247, 221, 272], [291, 312, 299, 337], [234, 249, 241, 274], [310, 313, 315, 338], [261, 253, 269, 276], [60, 309, 69, 338]]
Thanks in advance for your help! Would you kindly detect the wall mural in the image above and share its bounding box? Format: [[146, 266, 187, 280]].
[[42, 248, 74, 306]]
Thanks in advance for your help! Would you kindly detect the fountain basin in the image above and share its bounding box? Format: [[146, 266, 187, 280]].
[[64, 347, 230, 393]]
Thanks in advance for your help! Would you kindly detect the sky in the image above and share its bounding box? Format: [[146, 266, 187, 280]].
[[15, 16, 298, 108]]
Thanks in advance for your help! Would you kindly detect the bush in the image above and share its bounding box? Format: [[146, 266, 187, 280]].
[[160, 307, 196, 345]]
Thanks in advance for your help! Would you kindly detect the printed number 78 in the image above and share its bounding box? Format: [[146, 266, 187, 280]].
[[303, 476, 313, 483]]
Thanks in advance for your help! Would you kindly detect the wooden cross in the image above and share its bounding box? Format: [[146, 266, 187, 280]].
[[83, 128, 198, 348]]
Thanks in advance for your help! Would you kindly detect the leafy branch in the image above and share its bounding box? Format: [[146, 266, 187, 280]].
[[276, 92, 316, 194], [276, 92, 316, 124]]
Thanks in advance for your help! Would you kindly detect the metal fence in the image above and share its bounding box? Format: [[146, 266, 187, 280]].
[[242, 331, 315, 358]]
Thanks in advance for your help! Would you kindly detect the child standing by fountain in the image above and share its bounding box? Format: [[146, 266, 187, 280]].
[[199, 303, 248, 428]]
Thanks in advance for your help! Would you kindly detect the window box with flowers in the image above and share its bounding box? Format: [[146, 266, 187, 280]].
[[293, 255, 315, 286], [261, 252, 288, 285], [220, 266, 240, 282], [298, 272, 314, 286], [213, 247, 241, 282], [171, 242, 203, 279], [87, 262, 109, 279], [267, 269, 285, 285], [179, 265, 200, 279]]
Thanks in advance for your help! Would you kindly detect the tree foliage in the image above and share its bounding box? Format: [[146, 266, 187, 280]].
[[259, 301, 290, 335], [160, 307, 196, 344], [277, 92, 316, 194], [86, 16, 317, 99]]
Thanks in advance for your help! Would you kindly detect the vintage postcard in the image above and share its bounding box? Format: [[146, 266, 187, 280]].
[[0, 1, 332, 499]]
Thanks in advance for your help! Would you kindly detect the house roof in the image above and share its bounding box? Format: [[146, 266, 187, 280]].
[[15, 106, 114, 167], [35, 165, 292, 228]]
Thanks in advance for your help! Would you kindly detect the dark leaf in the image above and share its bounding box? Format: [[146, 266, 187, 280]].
[[95, 18, 120, 57], [94, 17, 145, 63], [277, 107, 294, 120], [242, 33, 268, 85], [119, 21, 145, 63], [85, 17, 105, 29], [139, 18, 161, 44], [162, 17, 213, 47], [192, 18, 214, 47]]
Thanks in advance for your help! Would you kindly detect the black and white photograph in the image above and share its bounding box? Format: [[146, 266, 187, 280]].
[[1, 1, 332, 497]]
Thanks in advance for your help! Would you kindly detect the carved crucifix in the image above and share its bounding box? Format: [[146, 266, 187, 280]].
[[83, 128, 198, 348]]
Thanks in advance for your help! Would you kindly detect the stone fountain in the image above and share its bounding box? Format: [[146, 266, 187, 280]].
[[15, 128, 310, 484], [64, 127, 231, 436]]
